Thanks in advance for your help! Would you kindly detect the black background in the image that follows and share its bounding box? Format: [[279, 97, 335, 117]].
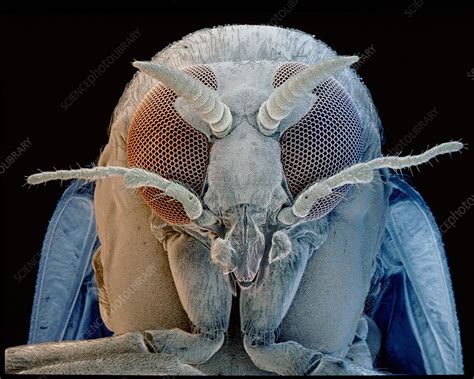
[[1, 1, 472, 374]]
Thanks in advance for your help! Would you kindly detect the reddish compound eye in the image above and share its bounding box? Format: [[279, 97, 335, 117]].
[[277, 62, 365, 221], [127, 65, 217, 224]]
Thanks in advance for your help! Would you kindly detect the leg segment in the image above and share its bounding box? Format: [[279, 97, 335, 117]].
[[147, 231, 232, 364], [5, 331, 150, 373], [240, 228, 320, 375]]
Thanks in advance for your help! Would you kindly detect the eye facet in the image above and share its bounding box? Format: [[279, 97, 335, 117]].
[[277, 62, 365, 221], [127, 65, 217, 224]]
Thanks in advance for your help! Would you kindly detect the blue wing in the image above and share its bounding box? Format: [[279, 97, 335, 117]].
[[370, 175, 463, 374], [28, 180, 111, 343]]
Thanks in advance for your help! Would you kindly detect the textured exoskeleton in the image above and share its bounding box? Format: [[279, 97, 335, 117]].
[[6, 25, 463, 375]]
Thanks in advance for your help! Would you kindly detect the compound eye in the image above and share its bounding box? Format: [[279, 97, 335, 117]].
[[276, 62, 365, 221], [127, 65, 218, 224]]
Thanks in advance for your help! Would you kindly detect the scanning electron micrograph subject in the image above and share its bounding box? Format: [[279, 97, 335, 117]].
[[5, 25, 463, 375]]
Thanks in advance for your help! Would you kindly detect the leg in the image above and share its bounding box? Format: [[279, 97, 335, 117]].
[[240, 227, 321, 375], [17, 353, 204, 375], [241, 223, 385, 375], [7, 232, 232, 372], [145, 231, 232, 364], [241, 174, 390, 375], [8, 343, 203, 375], [6, 331, 150, 373]]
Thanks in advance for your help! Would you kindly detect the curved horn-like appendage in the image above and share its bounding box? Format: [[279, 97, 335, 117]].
[[278, 141, 463, 225], [257, 56, 359, 135], [132, 61, 232, 138], [27, 166, 204, 220]]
